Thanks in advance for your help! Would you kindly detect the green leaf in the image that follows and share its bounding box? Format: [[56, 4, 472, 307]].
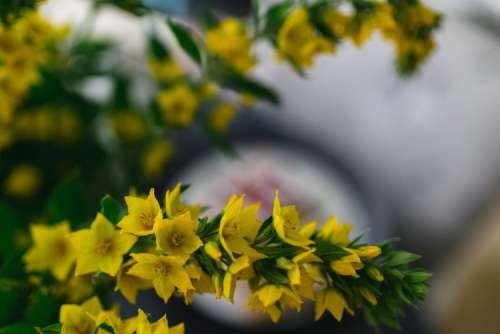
[[0, 323, 36, 334], [254, 260, 289, 285], [0, 203, 23, 260], [38, 323, 62, 334], [406, 270, 432, 284], [100, 195, 123, 225], [149, 35, 170, 60], [25, 289, 62, 327], [386, 251, 421, 267], [254, 244, 299, 258], [263, 1, 295, 36], [167, 18, 202, 64], [315, 242, 349, 261], [0, 280, 29, 326], [208, 59, 280, 105]]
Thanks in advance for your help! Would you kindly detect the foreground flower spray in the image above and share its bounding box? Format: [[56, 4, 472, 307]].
[[23, 184, 431, 332]]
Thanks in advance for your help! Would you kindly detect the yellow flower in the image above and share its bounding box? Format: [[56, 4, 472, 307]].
[[4, 164, 41, 198], [70, 213, 137, 276], [272, 191, 313, 247], [367, 265, 384, 282], [318, 216, 352, 245], [248, 285, 302, 322], [23, 221, 75, 281], [222, 255, 251, 302], [156, 84, 199, 127], [154, 212, 202, 257], [142, 141, 173, 179], [164, 183, 202, 219], [96, 310, 137, 334], [219, 195, 263, 259], [205, 19, 255, 73], [62, 276, 94, 304], [315, 288, 352, 321], [148, 57, 183, 83], [277, 7, 335, 68], [204, 240, 221, 262], [360, 288, 378, 306], [136, 309, 184, 334], [278, 248, 321, 287], [323, 9, 350, 39], [115, 260, 152, 304], [111, 111, 147, 143], [118, 189, 162, 236], [128, 253, 193, 303], [330, 251, 363, 278], [60, 297, 102, 334], [209, 103, 237, 133], [355, 246, 381, 259]]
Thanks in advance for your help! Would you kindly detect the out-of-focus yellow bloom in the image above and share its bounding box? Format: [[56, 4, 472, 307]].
[[206, 19, 256, 73], [277, 7, 335, 68], [60, 297, 102, 334], [318, 216, 352, 245], [240, 93, 257, 108], [136, 309, 184, 334], [154, 212, 202, 257], [209, 103, 237, 133], [360, 287, 378, 306], [157, 84, 199, 127], [116, 260, 152, 304], [96, 309, 137, 334], [273, 191, 313, 247], [323, 9, 350, 39], [355, 246, 381, 259], [118, 189, 162, 236], [63, 276, 94, 304], [223, 255, 251, 302], [198, 82, 218, 100], [330, 251, 363, 277], [142, 141, 173, 179], [70, 213, 137, 276], [148, 57, 183, 83], [164, 183, 202, 219], [111, 112, 147, 143], [4, 164, 41, 198], [248, 285, 302, 322], [204, 240, 221, 262], [315, 288, 352, 321], [128, 253, 193, 303], [219, 195, 262, 260], [367, 265, 384, 282], [23, 221, 75, 281]]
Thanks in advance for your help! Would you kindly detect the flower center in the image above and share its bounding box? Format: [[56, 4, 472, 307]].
[[52, 239, 68, 257], [95, 239, 113, 256], [170, 232, 185, 247], [223, 221, 239, 237], [154, 263, 171, 277], [139, 212, 155, 229]]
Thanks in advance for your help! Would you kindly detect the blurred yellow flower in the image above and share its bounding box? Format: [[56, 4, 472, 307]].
[[4, 164, 41, 198], [355, 245, 381, 259], [70, 213, 137, 276], [128, 253, 193, 303], [154, 212, 202, 257], [111, 112, 147, 143], [209, 103, 237, 133], [206, 19, 256, 72], [330, 250, 363, 277], [148, 57, 183, 83], [118, 189, 162, 236], [315, 288, 352, 321], [318, 216, 352, 245], [273, 191, 313, 247], [164, 183, 202, 219], [60, 297, 102, 334], [142, 141, 173, 179], [360, 287, 378, 306], [248, 285, 302, 322], [23, 221, 75, 281], [157, 84, 199, 127], [116, 260, 152, 304]]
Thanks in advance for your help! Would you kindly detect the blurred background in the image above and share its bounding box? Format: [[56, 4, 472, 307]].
[[7, 0, 500, 333]]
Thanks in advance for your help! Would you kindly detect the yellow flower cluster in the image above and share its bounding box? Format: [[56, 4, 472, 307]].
[[24, 184, 429, 326], [205, 18, 256, 73], [59, 297, 184, 334], [0, 10, 65, 129]]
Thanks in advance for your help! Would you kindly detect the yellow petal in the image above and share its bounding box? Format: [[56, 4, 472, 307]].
[[153, 276, 176, 303], [257, 285, 282, 307]]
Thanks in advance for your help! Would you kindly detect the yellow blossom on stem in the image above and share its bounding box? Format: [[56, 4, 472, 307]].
[[318, 216, 352, 245], [248, 285, 302, 322], [277, 7, 335, 68], [118, 189, 162, 236], [204, 240, 222, 262], [156, 84, 199, 127], [128, 253, 193, 303], [148, 57, 183, 83], [330, 251, 364, 277], [223, 254, 251, 302], [60, 297, 102, 334], [219, 195, 262, 259], [164, 183, 202, 219], [154, 212, 202, 257], [142, 141, 173, 180], [115, 260, 152, 305], [273, 191, 313, 247], [70, 213, 137, 276], [23, 221, 75, 281], [315, 288, 352, 321], [110, 111, 147, 143], [356, 245, 381, 259], [136, 309, 184, 334], [360, 288, 378, 306], [205, 18, 256, 73], [209, 103, 237, 134]]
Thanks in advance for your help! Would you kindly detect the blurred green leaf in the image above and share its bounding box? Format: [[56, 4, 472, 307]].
[[25, 289, 62, 327], [386, 251, 421, 267], [0, 323, 36, 334], [0, 280, 29, 326], [100, 195, 123, 225], [167, 18, 202, 64]]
